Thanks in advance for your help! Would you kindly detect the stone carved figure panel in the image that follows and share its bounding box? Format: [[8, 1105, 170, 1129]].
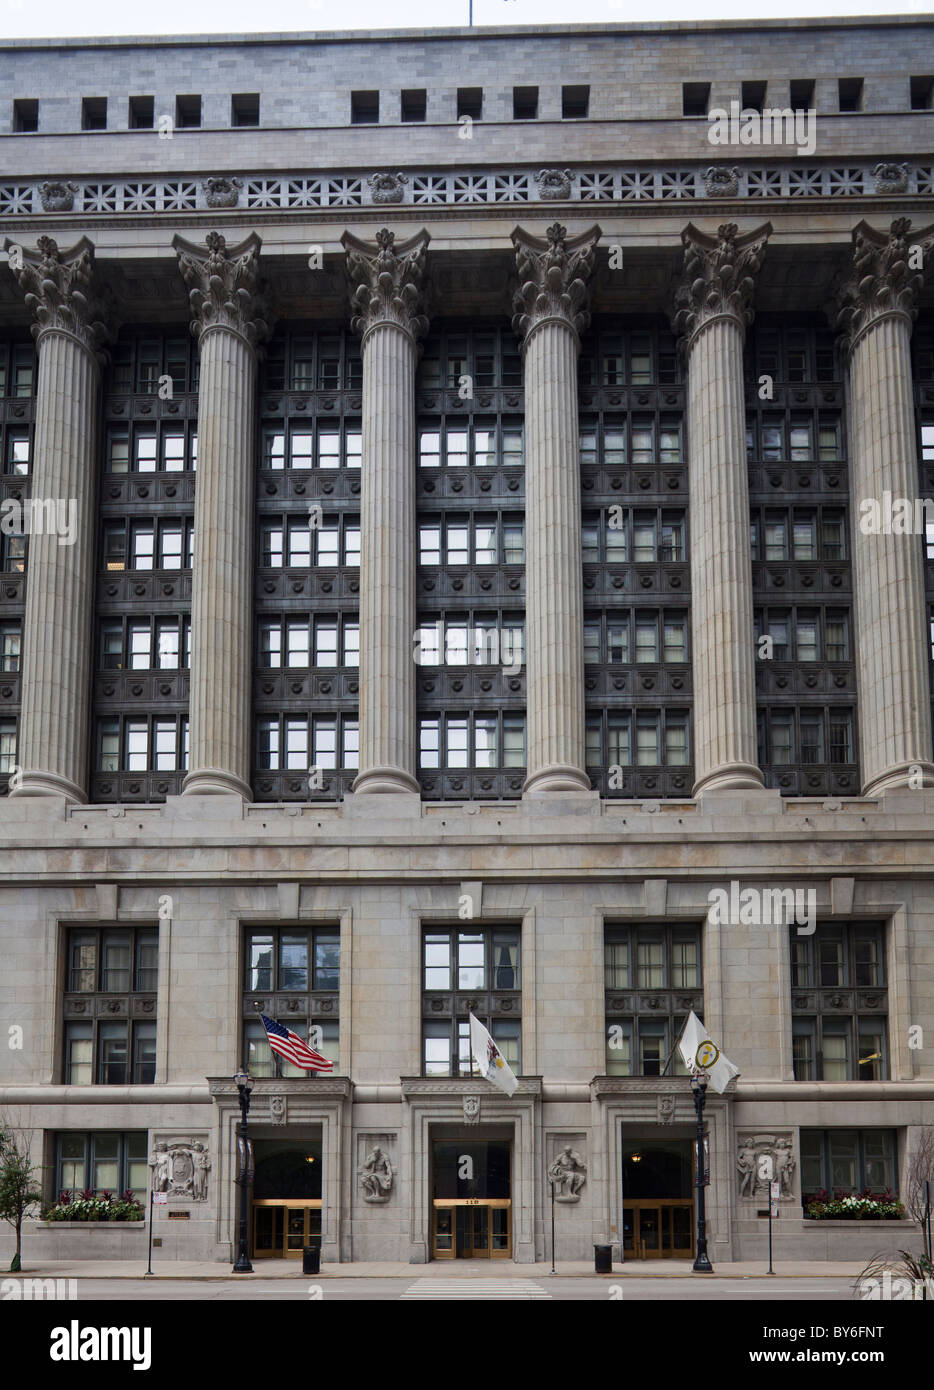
[[548, 1144, 588, 1202], [270, 1093, 286, 1126], [463, 1094, 480, 1125], [358, 1144, 395, 1203], [736, 1133, 796, 1199], [149, 1139, 211, 1200]]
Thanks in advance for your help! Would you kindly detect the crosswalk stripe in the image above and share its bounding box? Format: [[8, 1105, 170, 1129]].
[[401, 1278, 552, 1300]]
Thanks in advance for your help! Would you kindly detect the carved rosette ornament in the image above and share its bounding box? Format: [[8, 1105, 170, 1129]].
[[8, 235, 115, 361], [511, 221, 599, 350], [671, 220, 772, 351], [342, 227, 430, 343], [872, 162, 909, 196], [536, 168, 572, 201], [39, 180, 80, 213], [202, 176, 242, 209], [834, 217, 934, 356], [173, 230, 271, 348], [368, 172, 409, 205], [703, 166, 740, 199]]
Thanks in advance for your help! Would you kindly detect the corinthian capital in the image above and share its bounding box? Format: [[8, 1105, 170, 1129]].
[[341, 227, 430, 343], [671, 221, 772, 351], [511, 222, 600, 349], [835, 217, 934, 354], [173, 231, 271, 347], [4, 235, 115, 361]]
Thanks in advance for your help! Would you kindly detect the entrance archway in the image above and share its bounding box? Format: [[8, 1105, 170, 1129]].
[[251, 1139, 322, 1259], [622, 1139, 694, 1260]]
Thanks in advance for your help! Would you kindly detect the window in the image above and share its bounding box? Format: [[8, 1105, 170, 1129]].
[[231, 93, 259, 126], [12, 99, 38, 132], [63, 927, 158, 1083], [401, 89, 426, 122], [604, 926, 700, 1076], [790, 79, 815, 111], [562, 85, 589, 118], [741, 81, 767, 114], [911, 76, 934, 111], [175, 94, 202, 128], [418, 714, 525, 770], [351, 90, 379, 124], [682, 83, 710, 117], [81, 97, 107, 130], [792, 924, 887, 1080], [422, 928, 521, 1076], [95, 717, 188, 772], [55, 1132, 148, 1201], [6, 432, 30, 474], [838, 78, 863, 113], [128, 96, 154, 129], [457, 88, 482, 119], [799, 1130, 896, 1202], [242, 927, 340, 1076], [0, 720, 18, 774], [513, 86, 538, 119], [0, 623, 20, 673]]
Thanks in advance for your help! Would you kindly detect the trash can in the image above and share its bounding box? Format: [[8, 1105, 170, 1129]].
[[303, 1245, 320, 1275], [594, 1244, 613, 1274]]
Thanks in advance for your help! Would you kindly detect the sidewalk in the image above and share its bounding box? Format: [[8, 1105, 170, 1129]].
[[4, 1258, 865, 1280]]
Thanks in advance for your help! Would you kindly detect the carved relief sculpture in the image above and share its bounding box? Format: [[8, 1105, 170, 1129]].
[[548, 1146, 588, 1201], [736, 1134, 796, 1198], [359, 1145, 394, 1203]]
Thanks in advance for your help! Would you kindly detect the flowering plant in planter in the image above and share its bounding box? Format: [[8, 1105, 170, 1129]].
[[42, 1189, 144, 1223], [805, 1188, 904, 1220]]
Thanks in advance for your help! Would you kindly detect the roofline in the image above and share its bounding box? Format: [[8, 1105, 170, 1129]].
[[0, 14, 932, 52]]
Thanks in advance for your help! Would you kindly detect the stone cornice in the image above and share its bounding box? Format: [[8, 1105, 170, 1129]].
[[173, 230, 272, 349], [208, 1076, 352, 1099], [670, 219, 772, 353], [341, 226, 430, 345], [400, 1075, 542, 1097], [3, 234, 116, 363], [834, 216, 934, 355], [510, 221, 600, 350]]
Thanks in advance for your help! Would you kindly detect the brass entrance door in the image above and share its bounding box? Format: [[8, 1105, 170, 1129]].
[[623, 1199, 694, 1259], [253, 1199, 322, 1258], [431, 1199, 511, 1259]]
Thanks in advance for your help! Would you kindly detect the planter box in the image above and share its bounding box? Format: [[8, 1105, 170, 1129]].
[[26, 1220, 147, 1260], [734, 1216, 913, 1262]]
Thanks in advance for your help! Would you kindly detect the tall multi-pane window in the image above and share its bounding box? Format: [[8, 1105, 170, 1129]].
[[422, 927, 521, 1075], [92, 331, 195, 802], [790, 924, 887, 1080], [579, 321, 691, 797], [55, 1132, 149, 1201], [416, 324, 526, 799], [748, 319, 857, 794], [242, 926, 340, 1076], [799, 1130, 897, 1204], [603, 925, 701, 1076], [0, 338, 35, 792], [254, 328, 361, 800], [62, 927, 158, 1084]]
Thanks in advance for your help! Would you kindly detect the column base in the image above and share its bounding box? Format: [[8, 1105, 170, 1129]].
[[182, 768, 251, 799], [8, 770, 84, 804], [523, 764, 592, 794], [692, 762, 764, 796], [862, 760, 934, 797], [351, 766, 421, 796]]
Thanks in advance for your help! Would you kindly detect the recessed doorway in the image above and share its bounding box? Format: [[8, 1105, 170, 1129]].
[[430, 1139, 511, 1259], [622, 1138, 694, 1260]]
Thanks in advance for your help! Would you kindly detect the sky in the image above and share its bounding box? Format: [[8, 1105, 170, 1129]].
[[0, 0, 926, 41]]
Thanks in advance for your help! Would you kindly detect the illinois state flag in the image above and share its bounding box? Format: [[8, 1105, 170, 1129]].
[[469, 1012, 518, 1097], [677, 1011, 740, 1094]]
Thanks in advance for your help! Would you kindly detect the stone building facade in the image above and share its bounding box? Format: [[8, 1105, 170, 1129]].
[[0, 17, 933, 1264]]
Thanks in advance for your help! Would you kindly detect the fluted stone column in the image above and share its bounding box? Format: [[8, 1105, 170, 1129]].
[[672, 221, 772, 795], [512, 222, 600, 794], [836, 218, 934, 794], [6, 236, 113, 801], [342, 228, 429, 794], [174, 232, 270, 798]]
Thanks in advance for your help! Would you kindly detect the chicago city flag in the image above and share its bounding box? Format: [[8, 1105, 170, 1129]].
[[469, 1012, 518, 1096], [677, 1011, 740, 1094]]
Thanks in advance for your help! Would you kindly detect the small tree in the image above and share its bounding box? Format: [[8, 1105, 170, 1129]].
[[0, 1120, 43, 1272], [905, 1127, 934, 1263]]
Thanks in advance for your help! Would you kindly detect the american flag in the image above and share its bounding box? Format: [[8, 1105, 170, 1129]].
[[260, 1014, 334, 1072]]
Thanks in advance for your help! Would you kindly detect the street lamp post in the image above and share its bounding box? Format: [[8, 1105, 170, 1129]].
[[691, 1072, 713, 1272], [232, 1070, 254, 1274]]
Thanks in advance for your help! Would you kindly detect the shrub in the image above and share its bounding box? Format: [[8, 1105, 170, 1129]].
[[42, 1192, 144, 1223], [805, 1187, 904, 1220]]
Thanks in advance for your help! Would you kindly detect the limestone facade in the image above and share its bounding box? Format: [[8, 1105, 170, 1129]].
[[0, 18, 933, 1265]]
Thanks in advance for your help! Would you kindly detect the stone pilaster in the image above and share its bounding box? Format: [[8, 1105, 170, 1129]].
[[672, 220, 772, 795], [5, 235, 113, 801], [174, 231, 270, 798], [342, 227, 430, 795], [512, 221, 600, 794], [835, 217, 934, 794]]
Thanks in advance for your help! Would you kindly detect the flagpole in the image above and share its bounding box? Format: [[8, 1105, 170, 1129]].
[[549, 1179, 556, 1275]]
